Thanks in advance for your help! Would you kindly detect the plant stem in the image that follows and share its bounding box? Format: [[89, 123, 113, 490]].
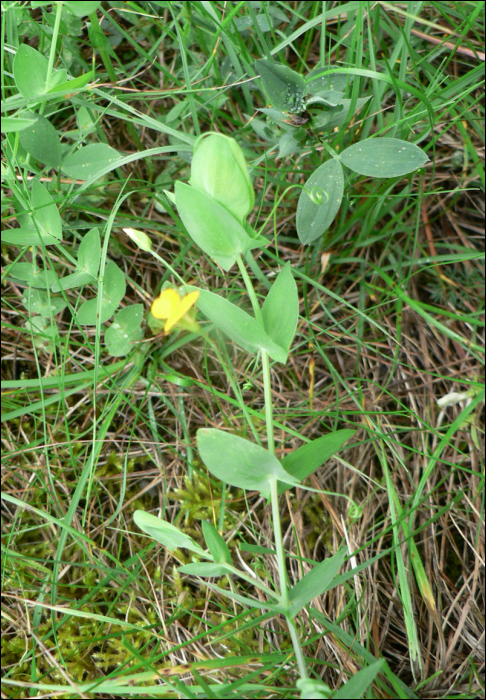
[[270, 479, 288, 608], [236, 255, 262, 323], [261, 349, 275, 454], [270, 479, 309, 680], [238, 253, 308, 681], [236, 255, 275, 453], [201, 331, 262, 447]]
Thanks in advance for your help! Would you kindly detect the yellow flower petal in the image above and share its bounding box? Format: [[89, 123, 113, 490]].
[[151, 288, 180, 319], [165, 290, 200, 332]]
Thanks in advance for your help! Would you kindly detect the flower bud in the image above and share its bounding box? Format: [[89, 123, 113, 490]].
[[122, 227, 152, 252], [190, 133, 254, 222]]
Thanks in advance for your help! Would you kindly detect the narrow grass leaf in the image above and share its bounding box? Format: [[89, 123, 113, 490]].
[[204, 581, 284, 613]]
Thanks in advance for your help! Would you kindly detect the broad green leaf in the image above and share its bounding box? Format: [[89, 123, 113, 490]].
[[201, 520, 232, 565], [175, 182, 261, 271], [255, 59, 306, 114], [296, 158, 344, 244], [1, 227, 59, 246], [306, 90, 344, 107], [25, 316, 59, 353], [197, 429, 300, 499], [321, 96, 371, 131], [288, 548, 346, 618], [133, 510, 209, 557], [13, 44, 48, 98], [47, 70, 94, 94], [339, 138, 429, 178], [261, 262, 298, 363], [22, 288, 67, 317], [333, 659, 386, 699], [306, 65, 353, 94], [19, 114, 62, 168], [8, 263, 57, 289], [31, 179, 62, 240], [278, 131, 301, 158], [192, 287, 287, 363], [77, 227, 101, 276], [76, 261, 125, 325], [296, 678, 332, 699], [178, 562, 231, 577], [62, 143, 121, 180], [105, 304, 144, 357], [279, 429, 355, 495], [51, 271, 95, 292], [48, 69, 68, 90], [1, 117, 37, 134], [64, 1, 102, 17]]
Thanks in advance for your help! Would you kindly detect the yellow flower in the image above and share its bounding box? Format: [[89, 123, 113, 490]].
[[151, 288, 200, 332]]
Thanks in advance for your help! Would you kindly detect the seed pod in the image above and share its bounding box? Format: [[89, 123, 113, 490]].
[[190, 133, 254, 222]]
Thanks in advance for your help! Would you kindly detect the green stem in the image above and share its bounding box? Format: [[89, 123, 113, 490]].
[[45, 2, 63, 92], [149, 250, 187, 287], [236, 255, 274, 452], [270, 479, 288, 607], [237, 254, 308, 681], [261, 349, 275, 455], [236, 254, 263, 323], [201, 331, 261, 447], [270, 479, 309, 679]]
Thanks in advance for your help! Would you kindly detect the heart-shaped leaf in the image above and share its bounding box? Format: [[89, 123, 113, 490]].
[[104, 304, 144, 357], [76, 261, 125, 325], [296, 158, 344, 244], [339, 138, 429, 178], [197, 429, 300, 499]]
